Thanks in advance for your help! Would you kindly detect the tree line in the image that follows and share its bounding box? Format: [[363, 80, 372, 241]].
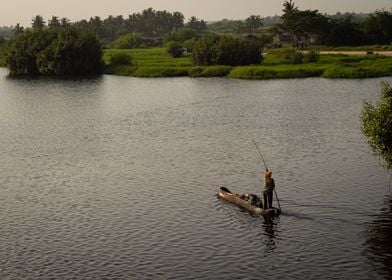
[[2, 3, 391, 48], [279, 0, 392, 47]]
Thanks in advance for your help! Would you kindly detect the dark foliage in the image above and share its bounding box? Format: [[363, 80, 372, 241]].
[[109, 52, 133, 65], [163, 28, 199, 44], [325, 16, 365, 46], [185, 17, 207, 33], [5, 27, 103, 76], [362, 9, 392, 45], [166, 41, 184, 58], [73, 8, 184, 43], [361, 82, 392, 169], [192, 34, 262, 66]]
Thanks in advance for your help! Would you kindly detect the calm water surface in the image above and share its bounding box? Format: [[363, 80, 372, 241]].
[[0, 68, 391, 279]]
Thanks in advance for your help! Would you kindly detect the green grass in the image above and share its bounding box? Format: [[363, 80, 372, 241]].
[[104, 48, 191, 67], [189, 66, 232, 77], [229, 65, 324, 79], [103, 47, 392, 79], [131, 67, 189, 77]]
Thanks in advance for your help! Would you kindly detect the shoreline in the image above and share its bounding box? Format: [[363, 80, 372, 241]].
[[103, 48, 392, 79], [3, 48, 392, 80]]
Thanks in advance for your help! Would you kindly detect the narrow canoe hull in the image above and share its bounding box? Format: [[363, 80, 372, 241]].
[[218, 187, 280, 217]]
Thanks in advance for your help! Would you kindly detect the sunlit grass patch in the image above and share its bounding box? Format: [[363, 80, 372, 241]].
[[104, 48, 192, 67], [131, 66, 189, 77], [103, 47, 392, 79], [229, 65, 324, 79]]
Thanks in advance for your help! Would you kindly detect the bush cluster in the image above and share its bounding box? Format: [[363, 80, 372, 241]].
[[166, 41, 184, 58], [6, 27, 103, 76], [110, 33, 142, 49], [191, 34, 262, 66], [109, 52, 133, 65]]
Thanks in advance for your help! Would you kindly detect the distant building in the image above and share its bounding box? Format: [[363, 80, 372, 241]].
[[273, 32, 292, 47], [273, 32, 320, 49]]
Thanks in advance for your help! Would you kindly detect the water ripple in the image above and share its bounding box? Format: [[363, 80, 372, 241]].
[[0, 70, 391, 279]]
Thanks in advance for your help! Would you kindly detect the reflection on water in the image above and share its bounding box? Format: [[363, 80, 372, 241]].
[[262, 216, 278, 254], [364, 197, 392, 279]]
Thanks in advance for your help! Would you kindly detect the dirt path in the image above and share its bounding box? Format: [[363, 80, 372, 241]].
[[316, 50, 392, 57]]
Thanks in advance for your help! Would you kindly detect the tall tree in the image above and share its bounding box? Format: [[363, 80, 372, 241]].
[[245, 15, 263, 33], [60, 17, 70, 27], [361, 82, 392, 169], [234, 20, 246, 34], [14, 23, 24, 35], [32, 15, 46, 29], [186, 16, 207, 33], [48, 16, 61, 29], [362, 9, 392, 44], [325, 16, 364, 46], [280, 1, 329, 47]]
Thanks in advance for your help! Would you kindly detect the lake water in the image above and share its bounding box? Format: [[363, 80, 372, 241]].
[[0, 67, 391, 279]]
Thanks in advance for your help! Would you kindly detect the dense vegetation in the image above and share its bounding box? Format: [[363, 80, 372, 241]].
[[5, 27, 103, 76], [277, 0, 392, 47], [72, 8, 191, 44], [361, 82, 392, 169], [1, 1, 391, 48], [110, 33, 142, 49], [191, 34, 262, 66]]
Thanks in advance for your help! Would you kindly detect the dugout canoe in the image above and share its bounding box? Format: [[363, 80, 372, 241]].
[[218, 186, 280, 216]]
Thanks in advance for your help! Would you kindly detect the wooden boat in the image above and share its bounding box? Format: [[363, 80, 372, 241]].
[[218, 186, 280, 216]]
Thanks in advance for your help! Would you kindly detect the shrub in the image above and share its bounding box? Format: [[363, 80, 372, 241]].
[[188, 67, 204, 77], [269, 48, 303, 64], [166, 41, 184, 58], [192, 34, 262, 66], [111, 33, 142, 49], [109, 52, 133, 65], [183, 38, 196, 53], [303, 50, 320, 63]]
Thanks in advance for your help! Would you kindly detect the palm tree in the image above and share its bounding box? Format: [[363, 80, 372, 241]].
[[14, 23, 24, 35], [245, 15, 263, 34], [32, 15, 46, 29], [48, 16, 61, 29]]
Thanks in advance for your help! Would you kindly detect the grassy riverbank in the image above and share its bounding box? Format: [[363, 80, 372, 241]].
[[104, 47, 392, 79]]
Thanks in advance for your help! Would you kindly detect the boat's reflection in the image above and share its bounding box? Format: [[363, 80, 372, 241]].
[[261, 216, 278, 253]]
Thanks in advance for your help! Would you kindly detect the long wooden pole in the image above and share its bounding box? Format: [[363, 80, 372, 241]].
[[252, 139, 282, 212]]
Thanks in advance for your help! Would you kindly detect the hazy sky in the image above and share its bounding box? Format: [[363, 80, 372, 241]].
[[1, 0, 391, 26]]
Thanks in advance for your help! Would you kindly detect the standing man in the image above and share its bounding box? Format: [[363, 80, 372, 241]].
[[263, 169, 275, 209]]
